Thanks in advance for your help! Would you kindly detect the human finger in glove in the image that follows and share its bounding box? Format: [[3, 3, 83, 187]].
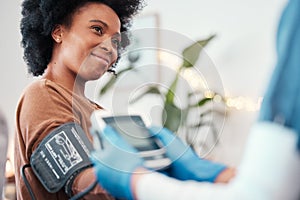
[[149, 126, 235, 183], [90, 125, 145, 200], [90, 125, 235, 200]]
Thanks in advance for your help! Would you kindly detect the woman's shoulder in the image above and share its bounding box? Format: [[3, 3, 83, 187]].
[[24, 78, 61, 91], [18, 79, 71, 109], [20, 79, 47, 98], [17, 79, 74, 119], [23, 78, 44, 89], [22, 79, 70, 97]]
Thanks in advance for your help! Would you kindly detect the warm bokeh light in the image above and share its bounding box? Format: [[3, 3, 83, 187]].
[[225, 96, 263, 112], [5, 158, 14, 178]]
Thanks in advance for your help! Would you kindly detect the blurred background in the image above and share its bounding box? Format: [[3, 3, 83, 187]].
[[0, 0, 288, 198]]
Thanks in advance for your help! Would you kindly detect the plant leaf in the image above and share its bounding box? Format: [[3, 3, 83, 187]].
[[99, 76, 117, 95], [190, 97, 213, 107], [165, 73, 179, 104], [190, 122, 219, 144], [162, 102, 182, 132], [181, 34, 216, 69], [129, 86, 162, 104], [99, 66, 134, 95]]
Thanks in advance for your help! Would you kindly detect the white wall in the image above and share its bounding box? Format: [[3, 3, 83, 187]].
[[143, 0, 286, 97], [138, 0, 287, 165], [0, 0, 32, 160], [0, 0, 287, 165]]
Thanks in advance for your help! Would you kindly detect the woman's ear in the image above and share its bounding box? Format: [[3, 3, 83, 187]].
[[51, 24, 63, 43]]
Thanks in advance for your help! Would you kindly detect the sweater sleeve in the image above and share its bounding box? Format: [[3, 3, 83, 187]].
[[72, 168, 114, 200], [15, 79, 113, 199]]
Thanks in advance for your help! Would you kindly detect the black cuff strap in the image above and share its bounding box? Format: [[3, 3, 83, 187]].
[[30, 122, 94, 193]]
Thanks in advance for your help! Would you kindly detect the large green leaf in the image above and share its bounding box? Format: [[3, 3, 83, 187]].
[[162, 102, 182, 132], [165, 73, 179, 104], [181, 34, 216, 69]]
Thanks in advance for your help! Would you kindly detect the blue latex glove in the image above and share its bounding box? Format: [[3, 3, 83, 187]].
[[258, 0, 300, 150], [150, 126, 227, 182], [90, 126, 144, 200]]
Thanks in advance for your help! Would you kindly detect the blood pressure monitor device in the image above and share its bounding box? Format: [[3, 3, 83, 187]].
[[90, 111, 171, 170], [28, 122, 93, 195]]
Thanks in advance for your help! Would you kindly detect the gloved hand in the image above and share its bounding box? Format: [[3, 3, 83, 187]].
[[90, 126, 144, 200], [150, 126, 227, 182]]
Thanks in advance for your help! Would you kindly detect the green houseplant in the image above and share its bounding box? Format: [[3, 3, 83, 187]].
[[99, 34, 226, 151]]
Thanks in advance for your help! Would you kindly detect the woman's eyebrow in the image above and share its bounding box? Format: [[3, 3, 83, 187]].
[[89, 19, 108, 28], [89, 19, 121, 35]]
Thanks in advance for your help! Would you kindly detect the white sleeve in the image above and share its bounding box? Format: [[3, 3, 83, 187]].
[[229, 122, 300, 200], [136, 171, 231, 200], [135, 122, 300, 200]]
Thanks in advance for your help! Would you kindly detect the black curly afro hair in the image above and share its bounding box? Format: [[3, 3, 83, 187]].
[[20, 0, 145, 76]]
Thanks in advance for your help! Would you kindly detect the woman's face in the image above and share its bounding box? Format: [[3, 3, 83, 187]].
[[53, 2, 121, 81]]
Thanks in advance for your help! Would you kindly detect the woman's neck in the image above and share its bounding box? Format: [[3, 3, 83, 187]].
[[43, 64, 86, 97]]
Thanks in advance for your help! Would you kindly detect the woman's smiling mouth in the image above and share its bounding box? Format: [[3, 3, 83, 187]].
[[91, 52, 110, 66]]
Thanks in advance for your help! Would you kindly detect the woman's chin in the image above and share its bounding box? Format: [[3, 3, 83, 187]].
[[90, 72, 104, 80]]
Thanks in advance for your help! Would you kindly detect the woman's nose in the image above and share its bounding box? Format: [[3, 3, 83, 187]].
[[99, 39, 114, 54]]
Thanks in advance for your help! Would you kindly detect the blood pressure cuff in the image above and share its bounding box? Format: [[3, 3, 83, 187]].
[[30, 122, 93, 194]]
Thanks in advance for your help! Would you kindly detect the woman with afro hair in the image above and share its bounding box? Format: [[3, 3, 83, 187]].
[[14, 0, 144, 199]]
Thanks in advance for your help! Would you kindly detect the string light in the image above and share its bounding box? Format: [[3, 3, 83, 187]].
[[158, 51, 263, 112], [225, 96, 263, 111]]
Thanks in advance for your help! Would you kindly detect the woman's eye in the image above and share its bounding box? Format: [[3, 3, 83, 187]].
[[92, 26, 103, 34]]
